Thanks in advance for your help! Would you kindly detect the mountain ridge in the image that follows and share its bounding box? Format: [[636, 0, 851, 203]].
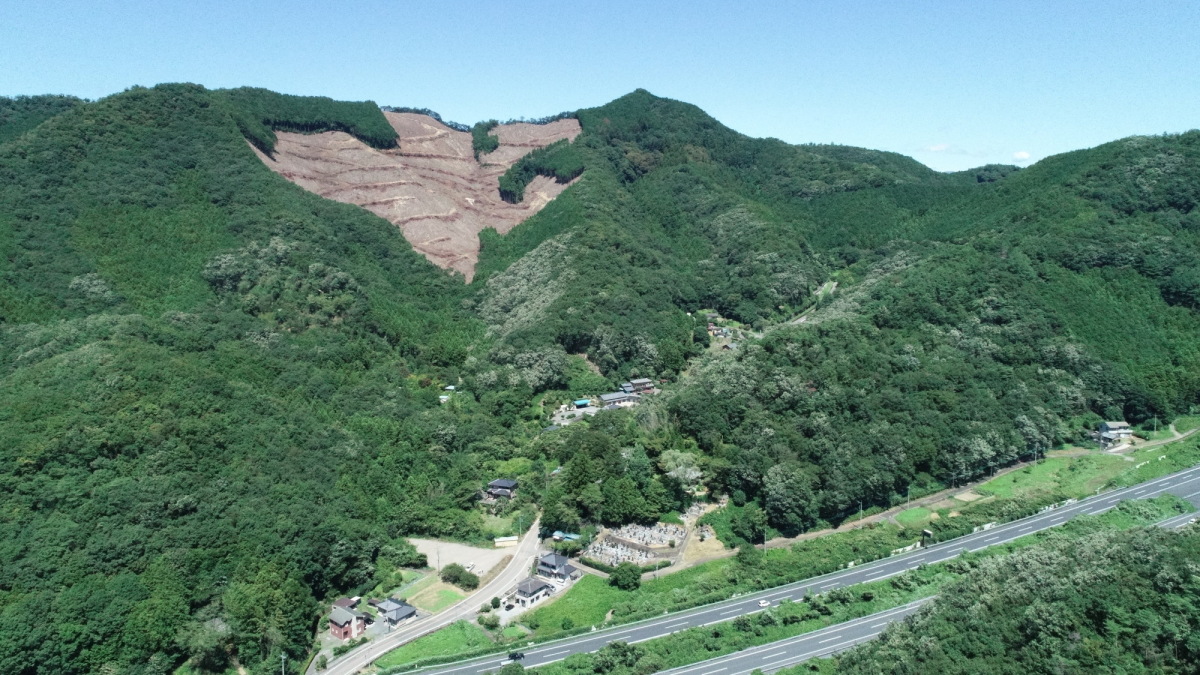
[[1, 83, 1198, 675]]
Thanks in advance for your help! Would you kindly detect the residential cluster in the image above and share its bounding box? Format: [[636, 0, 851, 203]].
[[327, 595, 418, 641], [506, 552, 582, 609], [549, 378, 658, 429]]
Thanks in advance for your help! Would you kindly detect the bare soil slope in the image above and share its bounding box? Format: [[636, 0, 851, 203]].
[[252, 112, 581, 280]]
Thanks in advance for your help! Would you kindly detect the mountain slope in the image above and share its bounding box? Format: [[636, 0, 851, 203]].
[[1, 83, 1198, 675], [0, 84, 514, 675], [830, 522, 1200, 673]]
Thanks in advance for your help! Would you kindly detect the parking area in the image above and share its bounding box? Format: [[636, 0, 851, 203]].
[[409, 538, 513, 576]]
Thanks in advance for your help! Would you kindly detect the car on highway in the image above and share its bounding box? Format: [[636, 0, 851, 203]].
[[508, 652, 525, 661], [758, 599, 770, 607]]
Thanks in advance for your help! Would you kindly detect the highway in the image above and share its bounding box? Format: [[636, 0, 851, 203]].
[[656, 599, 932, 675], [406, 462, 1200, 675], [321, 520, 542, 675], [657, 494, 1200, 675]]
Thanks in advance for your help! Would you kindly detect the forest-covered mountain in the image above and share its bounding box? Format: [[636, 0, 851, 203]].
[[824, 523, 1200, 673], [0, 85, 1197, 674]]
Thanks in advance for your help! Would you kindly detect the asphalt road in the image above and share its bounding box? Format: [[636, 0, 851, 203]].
[[656, 599, 933, 675], [410, 462, 1200, 675], [320, 520, 542, 675], [659, 492, 1200, 675]]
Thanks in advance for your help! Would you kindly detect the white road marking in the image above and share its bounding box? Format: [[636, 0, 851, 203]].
[[818, 634, 842, 644], [665, 621, 690, 629], [719, 608, 741, 616], [760, 651, 787, 660]]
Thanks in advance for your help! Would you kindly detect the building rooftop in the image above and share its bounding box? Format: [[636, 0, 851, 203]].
[[539, 552, 570, 568], [489, 478, 518, 489], [329, 606, 363, 625], [517, 577, 552, 595]]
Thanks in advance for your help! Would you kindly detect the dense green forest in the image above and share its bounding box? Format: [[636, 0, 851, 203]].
[[2, 83, 1199, 674], [477, 90, 1200, 535], [820, 524, 1200, 673], [0, 94, 84, 144], [0, 84, 533, 675]]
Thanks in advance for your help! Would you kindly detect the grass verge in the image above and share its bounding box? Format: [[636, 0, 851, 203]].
[[530, 496, 1193, 675], [374, 620, 494, 670]]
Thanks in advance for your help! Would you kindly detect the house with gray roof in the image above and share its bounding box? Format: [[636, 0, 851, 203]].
[[512, 577, 554, 607], [376, 598, 417, 624], [328, 606, 367, 640], [537, 552, 580, 581]]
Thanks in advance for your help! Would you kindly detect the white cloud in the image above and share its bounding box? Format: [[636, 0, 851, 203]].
[[1013, 150, 1031, 161], [927, 143, 950, 152]]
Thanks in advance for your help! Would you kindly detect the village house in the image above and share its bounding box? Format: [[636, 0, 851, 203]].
[[328, 606, 367, 640], [511, 577, 554, 607], [375, 598, 417, 625], [1100, 421, 1134, 443], [599, 392, 640, 406], [536, 552, 580, 581], [487, 479, 518, 499], [629, 378, 654, 393]]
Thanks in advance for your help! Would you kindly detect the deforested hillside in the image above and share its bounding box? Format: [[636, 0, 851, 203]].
[[249, 106, 581, 280]]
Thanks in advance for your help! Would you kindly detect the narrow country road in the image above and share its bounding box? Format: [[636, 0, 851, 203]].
[[319, 519, 541, 675]]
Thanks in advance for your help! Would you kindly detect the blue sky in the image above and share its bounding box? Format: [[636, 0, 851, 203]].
[[2, 0, 1197, 171]]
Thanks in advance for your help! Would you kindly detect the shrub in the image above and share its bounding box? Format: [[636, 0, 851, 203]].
[[442, 563, 480, 590], [609, 562, 642, 591]]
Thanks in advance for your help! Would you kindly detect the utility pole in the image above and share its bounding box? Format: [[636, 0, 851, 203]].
[[281, 653, 286, 675]]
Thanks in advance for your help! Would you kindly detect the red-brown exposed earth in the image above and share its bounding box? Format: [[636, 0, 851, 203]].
[[251, 112, 581, 281]]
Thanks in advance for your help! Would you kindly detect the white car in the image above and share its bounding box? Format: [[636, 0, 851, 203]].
[[757, 599, 770, 607]]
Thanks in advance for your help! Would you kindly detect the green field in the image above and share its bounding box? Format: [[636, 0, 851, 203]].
[[520, 575, 629, 634], [373, 621, 494, 670], [894, 507, 932, 529], [975, 454, 1128, 501], [417, 588, 466, 613], [1174, 416, 1200, 433]]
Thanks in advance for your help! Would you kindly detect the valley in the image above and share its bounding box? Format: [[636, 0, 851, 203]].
[[1, 85, 1198, 675]]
